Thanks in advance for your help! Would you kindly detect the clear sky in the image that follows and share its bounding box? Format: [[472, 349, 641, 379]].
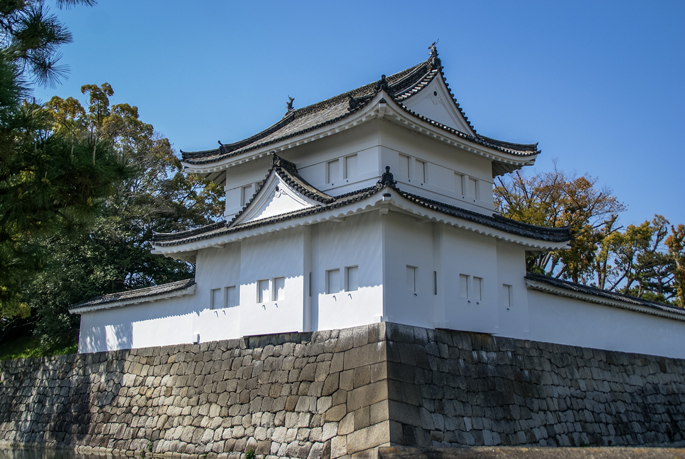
[[32, 0, 685, 228]]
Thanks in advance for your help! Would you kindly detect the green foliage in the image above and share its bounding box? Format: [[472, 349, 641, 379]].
[[495, 169, 684, 306], [19, 83, 224, 347], [245, 450, 256, 459], [0, 333, 77, 361]]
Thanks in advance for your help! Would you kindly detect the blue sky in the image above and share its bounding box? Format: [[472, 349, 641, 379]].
[[33, 1, 685, 228]]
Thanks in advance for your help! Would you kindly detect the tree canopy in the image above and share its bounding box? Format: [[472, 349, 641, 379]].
[[495, 169, 684, 306]]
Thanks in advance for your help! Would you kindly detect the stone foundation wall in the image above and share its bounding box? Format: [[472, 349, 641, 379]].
[[0, 325, 389, 459], [1, 323, 685, 459], [383, 324, 685, 448]]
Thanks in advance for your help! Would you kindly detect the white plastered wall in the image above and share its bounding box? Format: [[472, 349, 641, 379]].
[[312, 212, 384, 331], [382, 212, 437, 329], [77, 295, 197, 354], [401, 75, 474, 135], [527, 289, 685, 359], [494, 240, 530, 340], [440, 224, 499, 334], [193, 243, 242, 343], [239, 228, 307, 337], [378, 122, 494, 214]]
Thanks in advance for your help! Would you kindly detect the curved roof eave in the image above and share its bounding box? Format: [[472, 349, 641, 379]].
[[151, 184, 569, 257], [182, 93, 539, 177]]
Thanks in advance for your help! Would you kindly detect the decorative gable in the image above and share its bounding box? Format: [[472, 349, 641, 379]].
[[232, 172, 324, 226], [401, 75, 475, 136]]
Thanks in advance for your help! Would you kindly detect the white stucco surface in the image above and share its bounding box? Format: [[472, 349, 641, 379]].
[[526, 289, 685, 359]]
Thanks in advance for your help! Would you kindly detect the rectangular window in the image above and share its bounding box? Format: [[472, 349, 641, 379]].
[[210, 288, 222, 310], [345, 266, 358, 292], [241, 184, 253, 206], [406, 266, 417, 293], [326, 159, 339, 184], [398, 154, 410, 179], [455, 173, 464, 195], [344, 154, 357, 180], [473, 277, 483, 301], [503, 284, 512, 309], [468, 177, 478, 199], [273, 277, 285, 301], [433, 271, 438, 295], [459, 274, 469, 299], [326, 269, 340, 294], [415, 159, 426, 183], [257, 279, 270, 303], [225, 286, 238, 308]]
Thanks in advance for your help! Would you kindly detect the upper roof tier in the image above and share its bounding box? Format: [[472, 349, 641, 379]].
[[181, 46, 539, 172]]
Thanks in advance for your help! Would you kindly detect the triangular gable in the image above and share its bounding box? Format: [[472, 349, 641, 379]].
[[400, 74, 476, 136], [232, 171, 324, 226]]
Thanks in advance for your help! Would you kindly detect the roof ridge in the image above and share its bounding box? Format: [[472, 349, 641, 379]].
[[181, 57, 434, 162]]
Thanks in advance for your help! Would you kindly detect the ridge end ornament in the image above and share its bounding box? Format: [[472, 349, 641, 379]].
[[378, 166, 396, 187], [375, 74, 389, 92], [428, 40, 441, 70]]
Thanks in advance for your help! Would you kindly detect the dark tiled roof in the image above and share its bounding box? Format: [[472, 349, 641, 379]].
[[152, 170, 570, 248], [152, 186, 380, 247], [525, 273, 685, 317], [271, 155, 334, 204], [71, 278, 196, 310], [396, 190, 570, 243], [182, 48, 538, 166]]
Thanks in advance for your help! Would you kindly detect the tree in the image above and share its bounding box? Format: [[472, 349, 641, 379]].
[[0, 0, 126, 340], [666, 224, 685, 306], [20, 84, 223, 346], [494, 168, 625, 283]]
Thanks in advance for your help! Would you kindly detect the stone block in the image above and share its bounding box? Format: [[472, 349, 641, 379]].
[[325, 404, 347, 422], [331, 435, 347, 459], [343, 342, 386, 371], [347, 381, 388, 412], [323, 373, 340, 396], [354, 366, 371, 388], [345, 421, 390, 454]]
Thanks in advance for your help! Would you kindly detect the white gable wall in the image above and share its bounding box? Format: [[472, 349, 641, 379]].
[[401, 75, 475, 135]]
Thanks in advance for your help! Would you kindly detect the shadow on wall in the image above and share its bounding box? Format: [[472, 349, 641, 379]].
[[82, 321, 133, 353], [2, 354, 94, 447]]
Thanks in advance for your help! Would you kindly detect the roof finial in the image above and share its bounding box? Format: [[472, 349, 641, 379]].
[[378, 166, 396, 187], [347, 94, 360, 111], [218, 140, 226, 154], [286, 96, 295, 112], [428, 40, 441, 70], [375, 74, 389, 92]]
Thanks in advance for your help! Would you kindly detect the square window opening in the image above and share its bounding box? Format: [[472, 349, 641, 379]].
[[326, 269, 340, 294], [257, 279, 270, 303], [273, 277, 285, 301], [225, 286, 238, 308], [345, 266, 358, 292], [210, 288, 222, 310], [406, 266, 417, 293]]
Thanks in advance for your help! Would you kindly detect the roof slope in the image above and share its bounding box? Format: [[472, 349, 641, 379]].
[[70, 278, 196, 312], [182, 47, 539, 166], [152, 163, 569, 248]]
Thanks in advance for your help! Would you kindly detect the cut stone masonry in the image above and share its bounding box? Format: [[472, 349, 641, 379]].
[[1, 323, 685, 459]]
